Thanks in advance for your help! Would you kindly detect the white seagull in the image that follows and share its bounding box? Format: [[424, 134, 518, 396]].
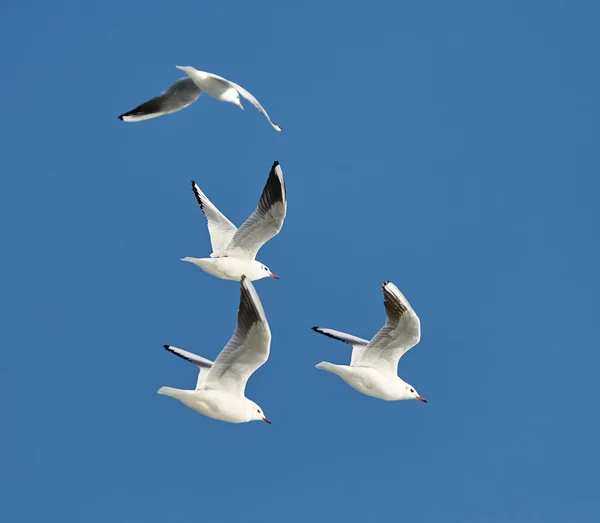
[[158, 276, 272, 424], [312, 281, 427, 403], [182, 160, 286, 282], [118, 65, 281, 131]]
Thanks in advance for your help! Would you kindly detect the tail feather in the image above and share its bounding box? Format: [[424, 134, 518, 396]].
[[315, 361, 338, 373], [157, 386, 180, 397]]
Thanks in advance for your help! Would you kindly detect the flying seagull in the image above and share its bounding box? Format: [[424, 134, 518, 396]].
[[158, 276, 272, 424], [182, 160, 286, 282], [119, 65, 281, 131], [312, 281, 427, 403]]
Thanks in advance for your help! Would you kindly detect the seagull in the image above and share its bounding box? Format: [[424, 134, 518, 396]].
[[312, 281, 427, 403], [182, 160, 286, 282], [118, 65, 281, 131], [158, 276, 272, 424]]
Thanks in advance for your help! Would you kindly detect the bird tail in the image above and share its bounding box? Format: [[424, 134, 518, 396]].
[[157, 386, 180, 398], [315, 361, 340, 374]]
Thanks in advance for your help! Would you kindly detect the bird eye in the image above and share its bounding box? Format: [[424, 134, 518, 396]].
[[257, 409, 260, 413], [410, 388, 414, 393]]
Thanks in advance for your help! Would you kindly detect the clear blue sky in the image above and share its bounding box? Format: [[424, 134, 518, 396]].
[[2, 1, 599, 521]]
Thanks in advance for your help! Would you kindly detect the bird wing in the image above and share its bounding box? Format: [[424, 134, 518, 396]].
[[220, 161, 286, 261], [230, 81, 282, 131], [119, 77, 202, 122], [191, 181, 238, 257], [311, 327, 370, 366], [355, 282, 421, 374], [163, 345, 214, 390], [202, 277, 271, 396], [200, 71, 281, 131]]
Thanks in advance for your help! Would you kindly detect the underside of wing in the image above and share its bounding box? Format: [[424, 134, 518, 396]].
[[355, 281, 421, 374], [191, 181, 237, 256], [163, 344, 214, 368], [202, 277, 271, 396], [119, 77, 202, 122], [221, 161, 286, 260], [312, 327, 370, 366], [163, 345, 214, 391], [231, 81, 282, 131]]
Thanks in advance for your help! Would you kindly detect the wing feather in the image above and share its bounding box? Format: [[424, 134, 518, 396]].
[[191, 181, 237, 257], [119, 77, 202, 122], [220, 162, 286, 260], [202, 277, 271, 396], [355, 282, 421, 374], [311, 327, 370, 366]]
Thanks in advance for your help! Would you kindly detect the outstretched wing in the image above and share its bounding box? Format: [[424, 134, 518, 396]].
[[355, 282, 421, 374], [220, 161, 286, 261], [230, 81, 282, 131], [119, 77, 202, 122], [311, 327, 370, 366], [202, 277, 271, 396], [163, 344, 214, 390], [191, 181, 237, 257]]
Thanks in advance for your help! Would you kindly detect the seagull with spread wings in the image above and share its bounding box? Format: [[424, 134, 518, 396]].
[[119, 65, 281, 131], [182, 161, 286, 282], [312, 281, 427, 403], [158, 276, 272, 424]]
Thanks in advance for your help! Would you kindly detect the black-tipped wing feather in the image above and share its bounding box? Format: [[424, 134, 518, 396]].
[[163, 344, 214, 368], [220, 161, 286, 260], [191, 180, 237, 257], [311, 327, 369, 347], [312, 327, 370, 366], [202, 276, 271, 396], [354, 281, 421, 373], [119, 77, 202, 122]]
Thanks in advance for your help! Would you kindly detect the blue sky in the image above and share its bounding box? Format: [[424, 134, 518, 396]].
[[2, 0, 600, 521]]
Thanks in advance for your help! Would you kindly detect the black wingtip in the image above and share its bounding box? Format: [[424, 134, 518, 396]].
[[118, 114, 125, 121], [240, 274, 247, 282], [163, 344, 171, 350], [191, 180, 205, 210], [311, 326, 320, 332], [273, 160, 280, 167]]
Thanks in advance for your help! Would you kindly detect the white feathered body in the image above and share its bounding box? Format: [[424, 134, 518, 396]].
[[181, 257, 268, 281], [177, 67, 238, 102], [158, 387, 257, 423], [316, 363, 412, 401]]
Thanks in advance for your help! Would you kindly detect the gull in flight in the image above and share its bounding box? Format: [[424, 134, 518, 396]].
[[118, 65, 281, 131], [158, 276, 272, 424], [182, 161, 286, 282], [312, 281, 427, 403]]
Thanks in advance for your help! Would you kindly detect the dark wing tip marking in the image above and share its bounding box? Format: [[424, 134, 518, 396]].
[[191, 180, 206, 211], [237, 276, 264, 334], [118, 114, 125, 120], [311, 327, 353, 345], [382, 283, 409, 326], [164, 344, 197, 365], [258, 161, 286, 214]]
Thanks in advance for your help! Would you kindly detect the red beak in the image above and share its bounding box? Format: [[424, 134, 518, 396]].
[[416, 396, 427, 403], [270, 273, 279, 279], [262, 417, 272, 424]]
